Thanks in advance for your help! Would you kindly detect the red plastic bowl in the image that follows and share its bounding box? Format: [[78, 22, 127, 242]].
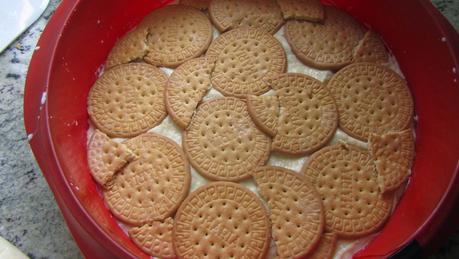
[[24, 0, 459, 258]]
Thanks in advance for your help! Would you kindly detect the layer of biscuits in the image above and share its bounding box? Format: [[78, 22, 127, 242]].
[[86, 1, 415, 258]]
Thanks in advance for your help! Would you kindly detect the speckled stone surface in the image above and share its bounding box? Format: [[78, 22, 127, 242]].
[[433, 0, 459, 31], [0, 1, 82, 258], [0, 1, 457, 259]]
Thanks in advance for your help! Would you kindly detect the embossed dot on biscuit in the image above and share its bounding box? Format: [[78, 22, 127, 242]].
[[174, 182, 271, 259], [301, 143, 393, 238], [104, 133, 191, 225], [183, 97, 271, 181], [269, 73, 338, 155], [327, 62, 413, 141], [285, 7, 364, 70], [142, 5, 213, 68], [207, 27, 286, 97], [88, 63, 168, 138], [252, 166, 324, 258]]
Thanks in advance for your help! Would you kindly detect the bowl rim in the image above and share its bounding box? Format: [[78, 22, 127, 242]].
[[24, 0, 459, 258]]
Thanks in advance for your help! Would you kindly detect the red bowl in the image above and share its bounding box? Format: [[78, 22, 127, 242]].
[[24, 0, 459, 258]]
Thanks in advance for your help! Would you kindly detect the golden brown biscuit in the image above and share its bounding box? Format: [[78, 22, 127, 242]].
[[253, 166, 324, 258], [142, 5, 213, 68], [302, 143, 393, 238], [88, 63, 168, 138], [327, 62, 413, 141], [284, 7, 364, 70], [183, 97, 271, 181], [269, 73, 338, 155], [206, 27, 286, 97], [174, 182, 271, 259], [104, 133, 191, 225]]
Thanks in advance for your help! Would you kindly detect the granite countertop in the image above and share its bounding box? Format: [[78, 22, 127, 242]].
[[0, 1, 458, 258]]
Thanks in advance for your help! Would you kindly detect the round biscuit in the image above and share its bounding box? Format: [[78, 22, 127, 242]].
[[88, 63, 168, 138], [284, 7, 365, 70], [165, 57, 213, 129], [183, 97, 271, 181], [128, 218, 176, 258], [209, 0, 283, 34], [252, 166, 324, 258], [142, 5, 212, 68], [369, 129, 415, 193], [207, 27, 286, 97], [269, 73, 338, 155], [104, 133, 191, 225], [301, 143, 393, 238], [174, 182, 271, 259], [247, 95, 280, 137], [327, 62, 414, 141], [277, 0, 324, 22]]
